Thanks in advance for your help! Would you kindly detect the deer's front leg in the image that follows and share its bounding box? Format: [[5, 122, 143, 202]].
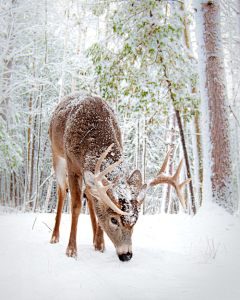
[[94, 224, 105, 252], [66, 169, 82, 258], [84, 189, 105, 252]]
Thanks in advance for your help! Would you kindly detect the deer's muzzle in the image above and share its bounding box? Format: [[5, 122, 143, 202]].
[[118, 252, 132, 262]]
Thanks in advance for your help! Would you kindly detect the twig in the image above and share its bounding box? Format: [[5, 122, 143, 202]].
[[32, 217, 37, 230], [42, 221, 52, 231], [229, 105, 240, 127], [200, 237, 220, 263]]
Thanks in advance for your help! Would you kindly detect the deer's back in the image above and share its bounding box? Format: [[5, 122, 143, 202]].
[[49, 91, 123, 175]]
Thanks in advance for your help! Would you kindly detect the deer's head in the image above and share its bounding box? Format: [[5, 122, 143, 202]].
[[84, 144, 190, 262]]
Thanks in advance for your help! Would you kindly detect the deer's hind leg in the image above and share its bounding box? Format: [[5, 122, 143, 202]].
[[66, 165, 82, 258], [50, 152, 67, 243]]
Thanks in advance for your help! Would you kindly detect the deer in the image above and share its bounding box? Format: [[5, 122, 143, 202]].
[[49, 91, 191, 262]]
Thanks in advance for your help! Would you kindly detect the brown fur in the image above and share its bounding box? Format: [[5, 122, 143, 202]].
[[49, 91, 143, 259]]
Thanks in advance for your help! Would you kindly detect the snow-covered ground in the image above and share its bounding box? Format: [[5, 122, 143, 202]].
[[0, 202, 240, 300]]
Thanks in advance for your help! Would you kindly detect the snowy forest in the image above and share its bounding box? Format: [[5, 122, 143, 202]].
[[1, 1, 240, 299], [0, 0, 239, 216]]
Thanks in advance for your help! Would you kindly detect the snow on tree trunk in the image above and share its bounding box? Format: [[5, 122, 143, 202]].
[[165, 113, 176, 213], [142, 115, 147, 215], [175, 110, 196, 214], [180, 3, 203, 208], [236, 0, 240, 215], [194, 0, 233, 211]]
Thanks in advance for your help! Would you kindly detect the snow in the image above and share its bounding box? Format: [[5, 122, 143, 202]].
[[193, 1, 213, 204], [1, 202, 240, 300]]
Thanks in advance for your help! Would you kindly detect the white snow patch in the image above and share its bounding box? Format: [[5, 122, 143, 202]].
[[0, 203, 240, 300]]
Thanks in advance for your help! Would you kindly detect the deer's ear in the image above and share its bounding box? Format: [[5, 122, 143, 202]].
[[136, 183, 148, 207], [127, 170, 143, 197], [127, 170, 142, 189]]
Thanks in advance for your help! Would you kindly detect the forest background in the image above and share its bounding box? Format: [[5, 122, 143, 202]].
[[0, 0, 240, 217]]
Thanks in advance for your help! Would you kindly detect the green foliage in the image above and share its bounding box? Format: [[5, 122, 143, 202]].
[[87, 0, 200, 119]]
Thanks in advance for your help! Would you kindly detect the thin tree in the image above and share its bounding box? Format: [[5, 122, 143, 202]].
[[180, 2, 203, 208], [165, 113, 176, 213]]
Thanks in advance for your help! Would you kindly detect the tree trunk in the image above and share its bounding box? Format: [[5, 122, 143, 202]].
[[59, 21, 69, 100], [136, 118, 140, 170], [34, 94, 43, 212], [235, 0, 240, 215], [71, 29, 82, 92], [180, 3, 203, 207], [175, 110, 196, 214], [165, 113, 176, 213], [161, 56, 196, 214], [24, 55, 35, 211], [142, 115, 147, 214], [194, 0, 233, 211], [44, 174, 54, 213], [30, 104, 38, 206]]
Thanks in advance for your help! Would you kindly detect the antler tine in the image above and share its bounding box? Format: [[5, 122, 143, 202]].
[[180, 178, 192, 189], [101, 183, 115, 192], [157, 148, 173, 175], [175, 189, 186, 210], [95, 143, 114, 176], [150, 152, 192, 210], [95, 143, 123, 180], [94, 144, 132, 216], [98, 159, 123, 181], [173, 158, 184, 180]]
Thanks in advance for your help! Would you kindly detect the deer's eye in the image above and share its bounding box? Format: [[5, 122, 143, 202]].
[[111, 217, 119, 225]]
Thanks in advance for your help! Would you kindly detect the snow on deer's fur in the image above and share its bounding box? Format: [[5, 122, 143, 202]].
[[49, 91, 191, 261]]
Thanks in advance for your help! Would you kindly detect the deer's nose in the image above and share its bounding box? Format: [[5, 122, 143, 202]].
[[118, 252, 132, 262]]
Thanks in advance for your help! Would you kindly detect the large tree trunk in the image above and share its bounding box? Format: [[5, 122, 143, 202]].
[[194, 0, 233, 211], [236, 0, 240, 215]]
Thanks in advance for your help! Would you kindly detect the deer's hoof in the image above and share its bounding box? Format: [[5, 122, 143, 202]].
[[50, 235, 59, 244], [66, 246, 77, 258], [94, 242, 105, 253]]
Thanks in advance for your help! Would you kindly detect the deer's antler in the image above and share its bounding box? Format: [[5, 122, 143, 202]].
[[149, 149, 191, 209], [94, 144, 133, 216]]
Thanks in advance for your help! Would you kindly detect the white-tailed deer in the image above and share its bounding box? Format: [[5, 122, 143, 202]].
[[49, 91, 191, 261]]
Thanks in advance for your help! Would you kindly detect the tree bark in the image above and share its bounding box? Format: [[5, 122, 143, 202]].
[[202, 1, 233, 210]]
